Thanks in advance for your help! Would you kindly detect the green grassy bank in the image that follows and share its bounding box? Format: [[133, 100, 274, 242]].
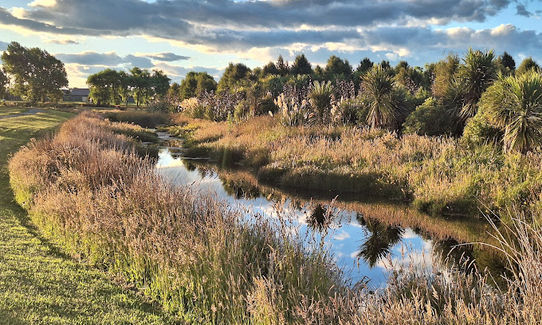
[[0, 108, 171, 324]]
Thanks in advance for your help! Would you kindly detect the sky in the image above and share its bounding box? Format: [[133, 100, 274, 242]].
[[0, 0, 541, 87]]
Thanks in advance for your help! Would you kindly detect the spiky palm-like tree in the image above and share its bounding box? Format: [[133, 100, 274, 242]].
[[479, 70, 542, 153], [308, 80, 334, 123], [458, 49, 497, 119], [362, 65, 397, 129]]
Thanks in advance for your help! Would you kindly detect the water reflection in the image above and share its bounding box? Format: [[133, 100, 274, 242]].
[[357, 215, 404, 267], [307, 204, 334, 232], [155, 147, 504, 288]]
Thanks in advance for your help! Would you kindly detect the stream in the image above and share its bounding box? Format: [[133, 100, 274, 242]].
[[154, 132, 498, 288]]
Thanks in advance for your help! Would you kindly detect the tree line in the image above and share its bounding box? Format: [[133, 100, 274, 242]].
[[86, 68, 170, 107], [176, 51, 541, 154]]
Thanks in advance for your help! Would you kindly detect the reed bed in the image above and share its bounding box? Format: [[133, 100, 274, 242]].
[[9, 112, 542, 323]]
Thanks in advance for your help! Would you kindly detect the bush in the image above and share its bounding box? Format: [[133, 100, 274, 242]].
[[462, 109, 503, 148], [403, 98, 455, 136]]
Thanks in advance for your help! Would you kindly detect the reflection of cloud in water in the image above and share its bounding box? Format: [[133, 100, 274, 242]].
[[375, 241, 434, 274], [334, 231, 350, 241], [402, 228, 419, 239]]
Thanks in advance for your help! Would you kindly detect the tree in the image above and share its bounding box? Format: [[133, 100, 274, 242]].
[[516, 57, 540, 75], [431, 55, 460, 99], [262, 62, 280, 76], [380, 60, 391, 71], [356, 58, 374, 75], [324, 55, 352, 80], [394, 64, 424, 94], [498, 51, 516, 74], [151, 70, 170, 98], [87, 69, 122, 106], [276, 55, 289, 76], [130, 67, 152, 107], [403, 98, 455, 136], [313, 65, 325, 80], [476, 71, 542, 153], [361, 65, 399, 129], [0, 68, 8, 100], [118, 71, 132, 106], [457, 49, 497, 119], [195, 73, 217, 97], [180, 72, 217, 99], [1, 42, 68, 102], [290, 54, 312, 76], [217, 63, 251, 93]]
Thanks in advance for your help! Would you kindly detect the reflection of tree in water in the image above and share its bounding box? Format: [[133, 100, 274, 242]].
[[183, 160, 197, 171], [307, 204, 334, 232], [356, 214, 404, 267]]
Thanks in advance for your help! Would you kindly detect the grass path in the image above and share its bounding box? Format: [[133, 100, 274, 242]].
[[0, 110, 171, 324]]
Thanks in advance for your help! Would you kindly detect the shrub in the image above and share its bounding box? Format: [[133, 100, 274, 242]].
[[274, 92, 311, 126], [403, 97, 455, 136]]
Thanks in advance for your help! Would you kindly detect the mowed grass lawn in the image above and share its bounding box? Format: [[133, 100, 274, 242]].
[[0, 109, 172, 324]]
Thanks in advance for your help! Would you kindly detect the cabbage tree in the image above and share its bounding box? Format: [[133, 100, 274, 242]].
[[479, 70, 542, 153]]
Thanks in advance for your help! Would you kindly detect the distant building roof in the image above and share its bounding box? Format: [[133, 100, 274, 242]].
[[70, 88, 90, 96]]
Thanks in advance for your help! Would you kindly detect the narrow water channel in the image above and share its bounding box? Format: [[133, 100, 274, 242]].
[[154, 132, 499, 288]]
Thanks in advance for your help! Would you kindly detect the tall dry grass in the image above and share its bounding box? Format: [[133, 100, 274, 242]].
[[9, 112, 542, 323]]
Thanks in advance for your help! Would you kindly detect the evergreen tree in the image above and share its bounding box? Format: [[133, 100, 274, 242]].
[[290, 54, 312, 75]]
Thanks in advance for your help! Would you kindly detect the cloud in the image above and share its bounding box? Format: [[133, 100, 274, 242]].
[[17, 0, 512, 31], [153, 62, 223, 80], [144, 52, 190, 62], [0, 40, 8, 51], [47, 39, 79, 45], [56, 51, 154, 68], [0, 0, 516, 50], [59, 51, 223, 87], [515, 4, 532, 17]]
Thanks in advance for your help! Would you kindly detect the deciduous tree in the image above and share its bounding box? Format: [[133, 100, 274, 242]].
[[1, 42, 68, 102]]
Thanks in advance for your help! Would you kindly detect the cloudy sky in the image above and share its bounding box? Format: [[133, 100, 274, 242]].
[[0, 0, 541, 87]]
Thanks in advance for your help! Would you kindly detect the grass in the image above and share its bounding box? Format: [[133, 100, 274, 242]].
[[171, 115, 542, 222], [0, 106, 32, 117], [0, 109, 172, 324], [9, 112, 344, 323]]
